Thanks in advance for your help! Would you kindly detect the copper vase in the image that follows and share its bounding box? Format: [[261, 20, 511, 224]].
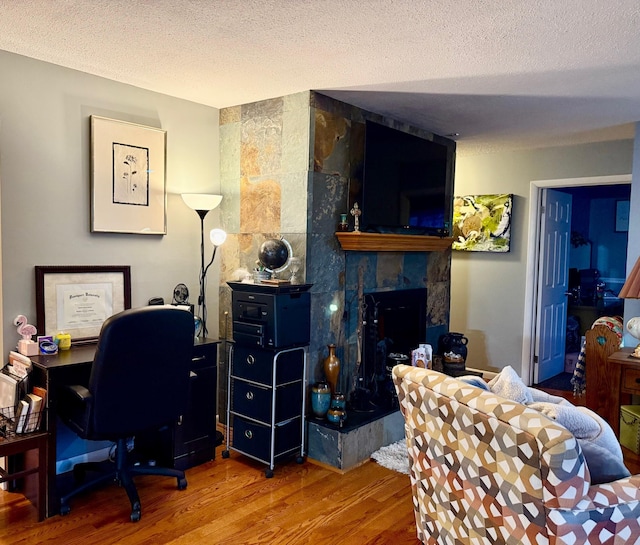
[[323, 344, 340, 395]]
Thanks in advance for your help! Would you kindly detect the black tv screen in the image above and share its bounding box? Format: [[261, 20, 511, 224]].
[[359, 121, 455, 235]]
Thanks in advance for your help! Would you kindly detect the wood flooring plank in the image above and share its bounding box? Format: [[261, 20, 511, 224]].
[[0, 446, 420, 545]]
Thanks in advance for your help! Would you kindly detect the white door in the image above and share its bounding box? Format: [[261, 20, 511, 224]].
[[534, 189, 571, 383]]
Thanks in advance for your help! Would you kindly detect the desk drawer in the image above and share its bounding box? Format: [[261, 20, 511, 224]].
[[622, 367, 640, 395]]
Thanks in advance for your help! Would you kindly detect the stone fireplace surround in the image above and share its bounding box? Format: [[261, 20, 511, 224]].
[[217, 91, 453, 470]]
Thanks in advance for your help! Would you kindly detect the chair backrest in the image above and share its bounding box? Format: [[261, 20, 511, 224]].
[[87, 306, 194, 438], [585, 322, 622, 424], [393, 365, 590, 545]]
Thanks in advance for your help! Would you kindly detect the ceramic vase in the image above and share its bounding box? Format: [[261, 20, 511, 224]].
[[311, 382, 331, 418], [326, 406, 347, 425], [323, 344, 340, 395]]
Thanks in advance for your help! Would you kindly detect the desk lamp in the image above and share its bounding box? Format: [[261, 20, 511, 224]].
[[618, 255, 640, 353], [181, 193, 224, 337]]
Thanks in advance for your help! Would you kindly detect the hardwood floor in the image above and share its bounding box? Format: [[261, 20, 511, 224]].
[[4, 390, 640, 544], [0, 444, 420, 545]]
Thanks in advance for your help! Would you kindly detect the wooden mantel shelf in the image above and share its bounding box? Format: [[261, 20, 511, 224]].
[[335, 231, 454, 252]]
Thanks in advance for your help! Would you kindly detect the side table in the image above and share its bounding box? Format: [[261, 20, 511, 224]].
[[0, 431, 48, 521], [604, 348, 640, 437]]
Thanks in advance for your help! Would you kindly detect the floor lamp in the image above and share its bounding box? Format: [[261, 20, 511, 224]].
[[182, 193, 224, 337]]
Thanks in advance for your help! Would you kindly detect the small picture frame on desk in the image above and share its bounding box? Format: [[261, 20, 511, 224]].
[[35, 265, 132, 345]]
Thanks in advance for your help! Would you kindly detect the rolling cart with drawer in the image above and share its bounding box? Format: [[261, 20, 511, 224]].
[[222, 282, 311, 477]]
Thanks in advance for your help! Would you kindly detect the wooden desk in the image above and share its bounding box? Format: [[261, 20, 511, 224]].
[[29, 337, 219, 518], [603, 348, 640, 437], [30, 344, 96, 518]]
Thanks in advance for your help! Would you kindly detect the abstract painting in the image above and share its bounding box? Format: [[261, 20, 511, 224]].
[[452, 194, 512, 252]]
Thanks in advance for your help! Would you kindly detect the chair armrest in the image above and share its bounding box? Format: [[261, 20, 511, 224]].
[[58, 384, 93, 437], [64, 384, 92, 402]]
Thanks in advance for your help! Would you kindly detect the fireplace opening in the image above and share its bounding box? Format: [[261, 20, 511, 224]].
[[351, 288, 427, 412]]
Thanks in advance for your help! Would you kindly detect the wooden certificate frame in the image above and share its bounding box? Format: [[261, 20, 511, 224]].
[[35, 265, 132, 345]]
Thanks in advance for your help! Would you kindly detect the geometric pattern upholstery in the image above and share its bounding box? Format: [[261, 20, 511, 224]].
[[393, 364, 640, 544]]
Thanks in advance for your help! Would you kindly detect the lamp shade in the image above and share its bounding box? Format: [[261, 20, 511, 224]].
[[210, 228, 227, 246], [181, 193, 222, 212], [619, 256, 640, 299]]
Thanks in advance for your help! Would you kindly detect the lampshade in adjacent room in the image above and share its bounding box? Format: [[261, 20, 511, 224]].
[[619, 256, 640, 299], [619, 256, 640, 349]]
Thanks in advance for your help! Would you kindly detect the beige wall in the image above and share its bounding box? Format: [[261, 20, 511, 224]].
[[452, 140, 635, 376], [0, 51, 220, 350]]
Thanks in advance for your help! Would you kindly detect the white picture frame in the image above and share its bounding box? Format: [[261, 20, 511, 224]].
[[91, 115, 167, 234]]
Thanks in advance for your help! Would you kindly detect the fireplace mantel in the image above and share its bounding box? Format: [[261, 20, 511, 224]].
[[336, 231, 454, 252]]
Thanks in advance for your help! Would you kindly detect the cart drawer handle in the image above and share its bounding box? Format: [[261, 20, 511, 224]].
[[246, 391, 254, 401], [247, 354, 255, 365], [244, 430, 253, 439]]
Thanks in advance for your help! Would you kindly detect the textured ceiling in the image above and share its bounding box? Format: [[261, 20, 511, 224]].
[[1, 0, 639, 154]]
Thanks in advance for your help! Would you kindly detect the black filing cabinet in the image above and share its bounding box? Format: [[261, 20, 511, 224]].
[[136, 337, 219, 470], [223, 282, 311, 477]]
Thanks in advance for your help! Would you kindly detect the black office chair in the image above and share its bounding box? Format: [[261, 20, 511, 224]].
[[58, 306, 194, 522]]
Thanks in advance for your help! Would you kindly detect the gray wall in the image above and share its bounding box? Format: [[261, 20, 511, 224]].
[[0, 51, 221, 352], [451, 140, 635, 375], [623, 124, 640, 347]]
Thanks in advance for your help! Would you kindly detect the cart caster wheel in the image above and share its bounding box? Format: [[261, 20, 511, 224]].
[[60, 503, 71, 516], [130, 509, 141, 522], [296, 456, 305, 464], [177, 477, 187, 490], [222, 450, 230, 458], [265, 468, 274, 478]]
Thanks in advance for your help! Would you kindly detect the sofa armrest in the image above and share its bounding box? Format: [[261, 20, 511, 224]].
[[582, 475, 640, 508]]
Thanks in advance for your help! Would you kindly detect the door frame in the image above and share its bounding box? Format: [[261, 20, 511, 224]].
[[521, 174, 632, 385]]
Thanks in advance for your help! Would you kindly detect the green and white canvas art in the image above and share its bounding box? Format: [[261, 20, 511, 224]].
[[452, 194, 512, 252]]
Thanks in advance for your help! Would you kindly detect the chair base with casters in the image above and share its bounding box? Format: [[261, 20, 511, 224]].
[[60, 436, 188, 522]]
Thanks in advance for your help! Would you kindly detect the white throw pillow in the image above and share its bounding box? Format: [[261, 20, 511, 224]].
[[488, 365, 533, 405]]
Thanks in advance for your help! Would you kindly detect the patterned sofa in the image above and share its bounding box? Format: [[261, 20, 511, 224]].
[[392, 364, 640, 544]]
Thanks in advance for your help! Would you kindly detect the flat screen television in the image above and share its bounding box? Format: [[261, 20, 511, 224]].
[[357, 121, 455, 235]]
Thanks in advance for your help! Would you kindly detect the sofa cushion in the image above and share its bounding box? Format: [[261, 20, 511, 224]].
[[489, 365, 630, 485]]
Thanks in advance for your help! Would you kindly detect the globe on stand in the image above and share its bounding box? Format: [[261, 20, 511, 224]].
[[258, 238, 293, 280]]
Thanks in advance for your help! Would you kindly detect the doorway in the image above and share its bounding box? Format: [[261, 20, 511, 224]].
[[521, 174, 632, 386]]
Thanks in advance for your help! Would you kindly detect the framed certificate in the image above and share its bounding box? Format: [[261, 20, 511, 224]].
[[35, 265, 131, 345]]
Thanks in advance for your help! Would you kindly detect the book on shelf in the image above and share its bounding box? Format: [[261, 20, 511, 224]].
[[260, 279, 291, 285], [14, 398, 29, 433], [32, 386, 47, 405], [23, 392, 43, 433]]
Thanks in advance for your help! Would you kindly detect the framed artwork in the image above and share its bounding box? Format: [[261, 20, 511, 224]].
[[615, 200, 630, 232], [35, 265, 131, 344], [452, 194, 513, 252], [91, 115, 166, 234]]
